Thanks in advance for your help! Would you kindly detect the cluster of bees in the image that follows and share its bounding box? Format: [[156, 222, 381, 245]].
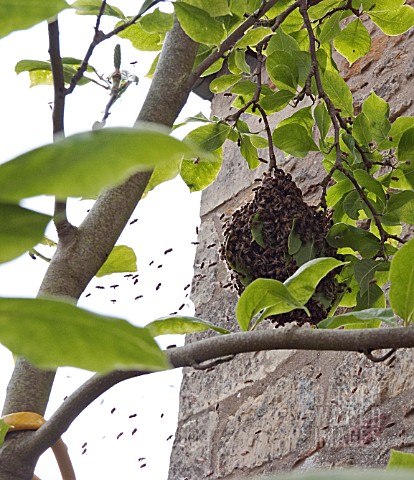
[[220, 168, 341, 327]]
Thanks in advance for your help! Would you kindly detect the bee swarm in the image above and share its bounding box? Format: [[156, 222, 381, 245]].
[[220, 168, 341, 327]]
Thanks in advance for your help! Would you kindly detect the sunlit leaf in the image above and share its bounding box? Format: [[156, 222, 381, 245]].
[[140, 8, 173, 33], [322, 70, 353, 116], [0, 203, 50, 264], [0, 420, 10, 449], [117, 21, 164, 51], [0, 126, 193, 202], [235, 26, 272, 49], [0, 0, 68, 39], [72, 0, 124, 19], [387, 449, 414, 470], [327, 223, 381, 258], [236, 279, 307, 331], [333, 19, 371, 65], [174, 2, 225, 45], [389, 238, 414, 324], [210, 74, 243, 94], [96, 245, 137, 278], [397, 128, 414, 163], [273, 124, 319, 157], [146, 316, 229, 336], [0, 298, 169, 372], [318, 308, 394, 329]]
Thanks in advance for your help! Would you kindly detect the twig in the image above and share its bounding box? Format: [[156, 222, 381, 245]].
[[66, 0, 161, 95], [362, 348, 397, 363], [256, 103, 277, 170], [48, 19, 73, 237]]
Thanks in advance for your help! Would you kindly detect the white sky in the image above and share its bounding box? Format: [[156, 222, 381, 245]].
[[0, 2, 210, 478]]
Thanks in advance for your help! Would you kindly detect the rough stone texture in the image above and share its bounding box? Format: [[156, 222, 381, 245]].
[[169, 21, 414, 480]]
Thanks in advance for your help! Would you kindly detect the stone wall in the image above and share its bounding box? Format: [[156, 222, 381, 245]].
[[168, 24, 414, 480]]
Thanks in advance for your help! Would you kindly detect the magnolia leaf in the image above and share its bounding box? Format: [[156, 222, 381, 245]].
[[387, 449, 414, 470], [0, 420, 10, 449], [140, 8, 173, 34], [96, 245, 137, 278], [284, 257, 345, 305], [0, 127, 193, 202], [235, 26, 272, 49], [181, 0, 231, 16], [322, 70, 353, 117], [210, 74, 243, 94], [397, 128, 414, 163], [240, 134, 260, 169], [181, 149, 222, 192], [389, 238, 414, 325], [236, 278, 307, 331], [72, 0, 124, 18], [117, 22, 164, 51], [368, 5, 414, 36], [146, 316, 229, 336], [333, 19, 371, 65], [0, 0, 68, 39], [318, 308, 394, 329], [260, 90, 295, 114], [273, 124, 319, 157], [0, 298, 169, 372], [327, 223, 381, 258], [174, 2, 225, 45], [314, 101, 331, 141], [0, 203, 51, 264]]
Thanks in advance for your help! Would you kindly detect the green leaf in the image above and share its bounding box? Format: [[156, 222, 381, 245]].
[[96, 245, 137, 278], [368, 4, 414, 36], [389, 238, 414, 324], [209, 74, 243, 94], [0, 203, 51, 264], [266, 27, 300, 55], [273, 124, 319, 157], [397, 128, 414, 163], [0, 298, 169, 372], [382, 116, 414, 148], [181, 149, 222, 192], [288, 219, 302, 255], [284, 257, 345, 305], [240, 134, 260, 169], [318, 307, 394, 328], [146, 316, 229, 336], [140, 8, 174, 34], [327, 223, 381, 258], [361, 91, 391, 144], [314, 101, 331, 141], [387, 450, 414, 470], [236, 278, 307, 331], [0, 127, 193, 202], [181, 0, 231, 16], [0, 419, 10, 449], [354, 169, 386, 207], [16, 59, 92, 87], [356, 282, 386, 310], [249, 135, 268, 149], [172, 112, 210, 131], [333, 19, 371, 65], [266, 51, 299, 93], [144, 158, 182, 194], [384, 190, 414, 224], [234, 49, 251, 74], [145, 52, 159, 78], [343, 190, 363, 220], [251, 213, 265, 247], [183, 122, 230, 153], [72, 0, 124, 19], [117, 21, 164, 51], [0, 0, 68, 38], [259, 90, 295, 114], [308, 0, 344, 20], [318, 11, 351, 44], [235, 26, 272, 48], [174, 2, 225, 45], [322, 70, 353, 116], [354, 259, 388, 296]]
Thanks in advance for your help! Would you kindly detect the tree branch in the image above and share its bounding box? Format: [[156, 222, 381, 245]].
[[26, 326, 414, 458]]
